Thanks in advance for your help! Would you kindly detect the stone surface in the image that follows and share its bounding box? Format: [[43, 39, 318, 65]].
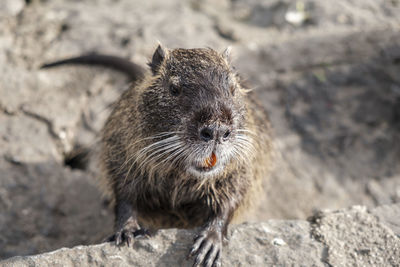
[[311, 206, 400, 266], [371, 203, 400, 236], [0, 158, 113, 259], [1, 0, 400, 263], [2, 204, 399, 266]]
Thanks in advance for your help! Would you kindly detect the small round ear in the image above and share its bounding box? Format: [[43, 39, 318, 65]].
[[222, 46, 232, 63], [149, 44, 168, 74]]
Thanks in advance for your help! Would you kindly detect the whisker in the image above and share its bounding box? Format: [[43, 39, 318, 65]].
[[136, 141, 182, 171], [147, 143, 184, 165], [154, 146, 186, 170], [122, 133, 183, 184], [120, 132, 182, 172]]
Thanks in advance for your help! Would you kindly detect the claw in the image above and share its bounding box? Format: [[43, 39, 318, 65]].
[[109, 226, 149, 247], [115, 232, 123, 246], [193, 234, 201, 242], [125, 231, 134, 247], [204, 245, 217, 267], [194, 240, 212, 265], [188, 229, 222, 267], [212, 251, 221, 267], [189, 235, 205, 257], [192, 257, 201, 267]]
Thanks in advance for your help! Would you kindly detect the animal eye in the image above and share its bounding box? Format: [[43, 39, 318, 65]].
[[170, 84, 181, 96]]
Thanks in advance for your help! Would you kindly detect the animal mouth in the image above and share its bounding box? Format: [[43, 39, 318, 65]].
[[195, 152, 218, 172]]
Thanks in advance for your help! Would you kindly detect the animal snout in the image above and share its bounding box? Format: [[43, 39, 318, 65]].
[[199, 125, 231, 143]]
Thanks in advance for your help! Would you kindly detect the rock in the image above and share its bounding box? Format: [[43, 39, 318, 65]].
[[2, 204, 399, 266], [371, 203, 400, 236], [0, 0, 25, 17], [0, 114, 60, 163], [0, 159, 113, 259], [235, 27, 400, 221], [310, 205, 400, 266]]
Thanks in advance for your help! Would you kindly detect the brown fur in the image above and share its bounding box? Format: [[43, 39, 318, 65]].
[[100, 46, 272, 266]]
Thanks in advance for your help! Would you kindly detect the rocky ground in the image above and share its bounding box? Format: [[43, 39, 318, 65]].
[[3, 204, 400, 266], [1, 0, 400, 265]]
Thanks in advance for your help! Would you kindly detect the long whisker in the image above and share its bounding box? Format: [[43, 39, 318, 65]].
[[146, 142, 186, 181], [151, 146, 186, 173], [137, 139, 182, 164], [158, 145, 187, 167], [120, 132, 182, 173], [236, 129, 256, 135], [145, 143, 184, 167], [122, 133, 183, 184], [135, 140, 182, 174], [235, 134, 256, 159]]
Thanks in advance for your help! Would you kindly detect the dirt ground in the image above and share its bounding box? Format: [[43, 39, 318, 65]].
[[0, 0, 399, 259]]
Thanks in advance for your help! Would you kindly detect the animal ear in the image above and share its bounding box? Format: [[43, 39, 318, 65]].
[[222, 46, 232, 63], [149, 44, 168, 74]]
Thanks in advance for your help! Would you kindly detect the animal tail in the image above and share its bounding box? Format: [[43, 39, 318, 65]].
[[41, 54, 145, 81]]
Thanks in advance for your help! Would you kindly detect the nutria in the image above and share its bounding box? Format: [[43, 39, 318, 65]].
[[42, 45, 272, 267]]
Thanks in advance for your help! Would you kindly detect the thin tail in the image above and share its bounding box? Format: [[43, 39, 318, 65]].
[[41, 54, 145, 81]]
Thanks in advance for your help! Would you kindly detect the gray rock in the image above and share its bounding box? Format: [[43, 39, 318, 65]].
[[0, 0, 25, 17], [0, 159, 113, 259], [372, 203, 400, 236], [310, 205, 400, 266], [0, 114, 59, 163], [2, 205, 399, 266]]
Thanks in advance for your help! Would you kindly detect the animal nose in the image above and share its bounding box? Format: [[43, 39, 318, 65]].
[[218, 126, 231, 142], [199, 126, 231, 142], [221, 129, 231, 141], [200, 127, 214, 142]]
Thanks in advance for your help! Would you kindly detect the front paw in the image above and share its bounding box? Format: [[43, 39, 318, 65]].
[[189, 229, 222, 267], [107, 224, 150, 247]]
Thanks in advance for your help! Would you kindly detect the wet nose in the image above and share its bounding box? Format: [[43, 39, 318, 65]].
[[199, 126, 231, 142], [220, 128, 231, 141]]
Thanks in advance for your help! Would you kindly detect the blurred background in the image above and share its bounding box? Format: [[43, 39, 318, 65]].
[[1, 0, 400, 260]]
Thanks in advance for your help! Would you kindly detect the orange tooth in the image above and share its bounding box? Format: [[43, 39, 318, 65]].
[[204, 153, 217, 168]]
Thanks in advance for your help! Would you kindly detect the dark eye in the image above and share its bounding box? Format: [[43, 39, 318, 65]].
[[170, 84, 181, 96]]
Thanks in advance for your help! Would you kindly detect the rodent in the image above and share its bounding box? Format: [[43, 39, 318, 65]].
[[42, 45, 272, 267]]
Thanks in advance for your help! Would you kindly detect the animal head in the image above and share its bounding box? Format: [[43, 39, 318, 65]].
[[136, 45, 255, 179]]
